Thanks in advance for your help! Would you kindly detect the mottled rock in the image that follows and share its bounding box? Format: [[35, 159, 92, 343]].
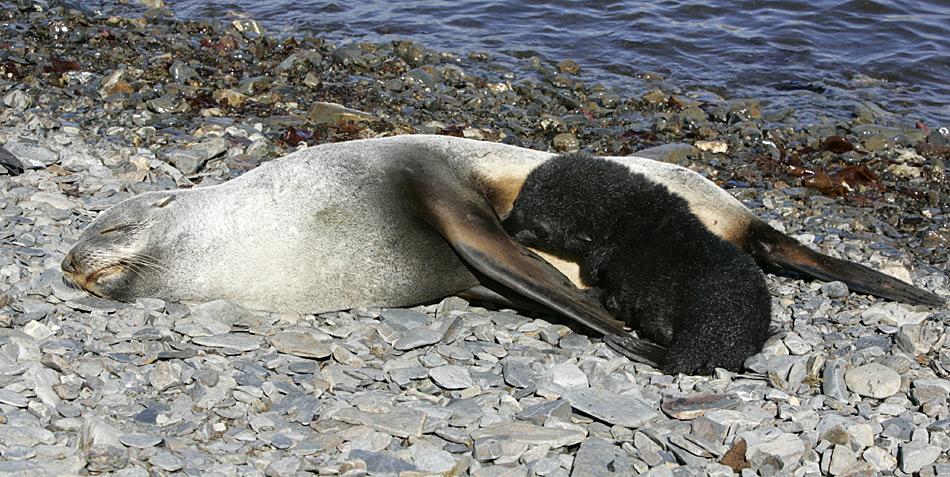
[[845, 363, 901, 399], [661, 393, 741, 420]]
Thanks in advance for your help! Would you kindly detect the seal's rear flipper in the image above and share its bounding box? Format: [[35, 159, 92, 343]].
[[399, 157, 635, 341], [746, 221, 944, 307]]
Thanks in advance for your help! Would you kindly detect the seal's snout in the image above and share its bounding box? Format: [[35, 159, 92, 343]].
[[61, 253, 77, 274]]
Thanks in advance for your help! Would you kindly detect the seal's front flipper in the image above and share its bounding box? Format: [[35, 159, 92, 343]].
[[746, 221, 944, 307], [399, 157, 633, 340]]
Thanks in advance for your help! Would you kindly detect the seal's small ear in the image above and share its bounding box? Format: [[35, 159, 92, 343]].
[[152, 196, 175, 208]]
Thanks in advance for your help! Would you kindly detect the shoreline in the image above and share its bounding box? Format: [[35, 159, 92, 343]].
[[1, 3, 948, 476]]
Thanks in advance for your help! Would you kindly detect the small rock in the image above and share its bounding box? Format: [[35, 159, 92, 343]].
[[557, 59, 580, 74], [845, 363, 901, 399], [149, 451, 183, 472], [333, 407, 426, 438], [0, 389, 28, 407], [549, 361, 588, 388], [661, 393, 741, 420], [823, 359, 849, 401], [3, 90, 31, 109], [895, 323, 944, 356], [745, 433, 805, 469], [472, 422, 586, 448], [21, 320, 54, 341], [694, 140, 727, 153], [393, 327, 444, 350], [634, 143, 700, 165], [192, 333, 263, 353], [148, 362, 182, 391], [828, 444, 856, 475], [3, 141, 58, 168], [563, 388, 659, 428], [863, 447, 897, 471], [269, 332, 333, 358], [348, 450, 416, 474], [119, 433, 163, 449], [820, 281, 849, 298], [429, 365, 473, 389], [308, 101, 374, 125], [571, 438, 632, 476], [899, 441, 941, 474], [553, 133, 579, 152]]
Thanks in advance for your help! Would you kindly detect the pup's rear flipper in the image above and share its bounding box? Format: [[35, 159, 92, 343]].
[[604, 335, 667, 369], [746, 221, 944, 307]]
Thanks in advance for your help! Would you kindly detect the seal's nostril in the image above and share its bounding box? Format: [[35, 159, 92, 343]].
[[61, 253, 77, 274]]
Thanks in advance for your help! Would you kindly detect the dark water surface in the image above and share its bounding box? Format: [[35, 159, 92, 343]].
[[101, 0, 949, 125]]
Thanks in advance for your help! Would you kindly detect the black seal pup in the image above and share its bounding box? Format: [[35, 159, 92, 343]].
[[503, 153, 774, 374]]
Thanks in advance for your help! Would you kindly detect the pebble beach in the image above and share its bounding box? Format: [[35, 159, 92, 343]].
[[0, 2, 948, 476]]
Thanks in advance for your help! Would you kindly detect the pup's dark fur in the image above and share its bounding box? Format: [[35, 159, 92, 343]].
[[503, 154, 773, 375]]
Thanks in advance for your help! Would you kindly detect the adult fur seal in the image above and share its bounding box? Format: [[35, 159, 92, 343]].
[[502, 153, 773, 374], [62, 135, 944, 361]]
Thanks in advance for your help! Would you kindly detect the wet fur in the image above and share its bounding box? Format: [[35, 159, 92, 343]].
[[503, 153, 773, 374]]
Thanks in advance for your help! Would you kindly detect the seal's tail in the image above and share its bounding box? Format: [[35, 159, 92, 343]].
[[745, 221, 944, 307]]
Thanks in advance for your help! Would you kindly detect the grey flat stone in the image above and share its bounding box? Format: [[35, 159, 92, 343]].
[[3, 141, 57, 168], [1, 445, 35, 460], [85, 445, 129, 473], [895, 323, 944, 355], [863, 447, 897, 472], [827, 444, 856, 475], [269, 332, 332, 358], [192, 333, 263, 353], [549, 361, 588, 388], [429, 365, 473, 389], [472, 422, 586, 448], [414, 449, 455, 473], [563, 388, 659, 428], [0, 389, 27, 407], [571, 437, 633, 476], [517, 399, 572, 426], [381, 308, 430, 329], [899, 441, 941, 474], [634, 143, 700, 165], [148, 361, 182, 391], [149, 451, 183, 472], [845, 363, 901, 399], [393, 327, 444, 350], [746, 433, 805, 469], [333, 407, 427, 438], [823, 359, 849, 401], [503, 360, 541, 388], [349, 450, 416, 474], [660, 393, 741, 420], [820, 281, 849, 298]]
